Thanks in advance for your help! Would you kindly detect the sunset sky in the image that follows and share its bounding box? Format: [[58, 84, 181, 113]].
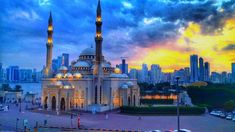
[[0, 0, 235, 72]]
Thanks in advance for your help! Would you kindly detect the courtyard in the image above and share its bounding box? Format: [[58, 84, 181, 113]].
[[0, 104, 235, 132]]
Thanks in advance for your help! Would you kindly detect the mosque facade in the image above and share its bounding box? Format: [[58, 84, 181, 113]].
[[41, 0, 140, 112]]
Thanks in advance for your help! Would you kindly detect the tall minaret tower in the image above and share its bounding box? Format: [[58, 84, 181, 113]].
[[93, 0, 103, 104], [44, 12, 53, 77]]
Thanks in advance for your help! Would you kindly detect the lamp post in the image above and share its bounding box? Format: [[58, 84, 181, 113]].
[[16, 118, 19, 131], [175, 76, 180, 132]]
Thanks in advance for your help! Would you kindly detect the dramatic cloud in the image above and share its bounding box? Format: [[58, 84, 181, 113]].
[[0, 0, 235, 72]]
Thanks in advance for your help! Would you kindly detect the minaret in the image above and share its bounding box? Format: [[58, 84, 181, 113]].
[[93, 0, 103, 104], [44, 12, 53, 77]]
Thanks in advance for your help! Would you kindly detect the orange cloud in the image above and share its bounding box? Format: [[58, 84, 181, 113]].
[[129, 18, 235, 73]]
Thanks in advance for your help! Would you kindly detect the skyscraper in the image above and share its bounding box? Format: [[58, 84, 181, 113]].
[[150, 64, 161, 84], [19, 69, 33, 82], [62, 53, 69, 68], [204, 62, 210, 81], [129, 68, 138, 79], [190, 55, 198, 82], [6, 66, 20, 82], [119, 58, 128, 74], [232, 63, 235, 83], [141, 64, 148, 83], [199, 57, 204, 81]]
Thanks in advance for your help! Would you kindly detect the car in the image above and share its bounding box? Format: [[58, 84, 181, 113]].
[[226, 113, 233, 120], [219, 112, 226, 118], [232, 116, 235, 121], [150, 130, 161, 132], [173, 129, 192, 132]]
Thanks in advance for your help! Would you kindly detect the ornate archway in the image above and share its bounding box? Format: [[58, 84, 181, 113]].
[[133, 95, 136, 106], [128, 96, 131, 106], [44, 96, 48, 109], [51, 96, 56, 110], [60, 98, 65, 111]]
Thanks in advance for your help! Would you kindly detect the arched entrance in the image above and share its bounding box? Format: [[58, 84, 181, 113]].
[[60, 98, 65, 111], [128, 96, 131, 106], [44, 97, 48, 109], [51, 96, 56, 110], [133, 95, 136, 106], [95, 86, 98, 104]]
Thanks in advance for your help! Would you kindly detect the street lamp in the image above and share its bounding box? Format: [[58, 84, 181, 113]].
[[16, 118, 19, 131], [19, 98, 22, 113], [175, 76, 180, 132]]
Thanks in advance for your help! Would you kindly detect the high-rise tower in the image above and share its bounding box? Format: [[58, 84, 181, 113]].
[[44, 12, 53, 77], [190, 55, 198, 82], [199, 57, 204, 81], [93, 0, 103, 104]]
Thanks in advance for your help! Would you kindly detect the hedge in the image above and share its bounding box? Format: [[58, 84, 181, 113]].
[[120, 106, 205, 115], [140, 99, 174, 105]]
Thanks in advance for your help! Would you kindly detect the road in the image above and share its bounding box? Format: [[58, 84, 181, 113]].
[[0, 103, 235, 132]]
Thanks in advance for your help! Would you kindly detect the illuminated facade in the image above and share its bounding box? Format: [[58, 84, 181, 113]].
[[41, 0, 140, 112]]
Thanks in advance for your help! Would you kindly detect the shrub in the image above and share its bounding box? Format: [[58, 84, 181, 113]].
[[120, 106, 205, 115]]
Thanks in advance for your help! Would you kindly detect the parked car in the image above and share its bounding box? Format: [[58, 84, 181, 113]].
[[232, 116, 235, 121], [219, 112, 226, 118], [150, 130, 161, 132], [173, 129, 192, 132], [226, 113, 233, 120], [0, 105, 4, 111]]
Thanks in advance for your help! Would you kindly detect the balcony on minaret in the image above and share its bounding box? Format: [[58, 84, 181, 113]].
[[96, 17, 102, 22], [96, 32, 102, 38], [48, 26, 53, 31], [47, 38, 53, 44]]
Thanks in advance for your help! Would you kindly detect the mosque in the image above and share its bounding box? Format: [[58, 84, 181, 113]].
[[41, 0, 140, 112]]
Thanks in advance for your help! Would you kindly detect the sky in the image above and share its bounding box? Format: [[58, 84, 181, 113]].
[[0, 0, 235, 73]]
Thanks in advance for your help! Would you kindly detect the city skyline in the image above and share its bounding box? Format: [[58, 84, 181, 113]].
[[1, 0, 235, 72]]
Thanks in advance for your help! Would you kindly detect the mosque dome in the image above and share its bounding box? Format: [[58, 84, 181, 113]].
[[74, 61, 90, 67], [55, 73, 64, 79], [73, 72, 82, 78], [114, 68, 121, 74], [126, 81, 134, 87], [59, 66, 68, 71], [102, 62, 111, 68], [65, 73, 73, 78], [121, 84, 129, 89], [80, 47, 95, 56]]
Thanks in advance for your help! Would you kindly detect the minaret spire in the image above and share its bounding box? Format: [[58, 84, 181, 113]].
[[93, 0, 103, 105], [44, 12, 53, 77]]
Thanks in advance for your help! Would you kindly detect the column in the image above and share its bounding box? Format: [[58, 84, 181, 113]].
[[56, 91, 60, 112], [47, 93, 51, 110]]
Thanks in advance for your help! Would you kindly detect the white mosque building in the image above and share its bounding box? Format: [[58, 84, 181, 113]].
[[41, 0, 140, 112]]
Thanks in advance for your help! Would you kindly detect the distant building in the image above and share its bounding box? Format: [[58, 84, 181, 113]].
[[232, 63, 235, 83], [19, 69, 33, 82], [0, 84, 23, 103], [129, 68, 138, 79], [62, 53, 69, 68], [190, 55, 199, 82], [211, 72, 221, 83], [139, 64, 148, 83], [199, 57, 204, 81], [149, 64, 161, 84], [6, 66, 20, 82], [221, 71, 228, 84], [0, 63, 5, 82], [119, 59, 128, 74], [204, 62, 210, 82]]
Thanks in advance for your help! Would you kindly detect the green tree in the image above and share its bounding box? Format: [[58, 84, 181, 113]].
[[224, 100, 235, 112]]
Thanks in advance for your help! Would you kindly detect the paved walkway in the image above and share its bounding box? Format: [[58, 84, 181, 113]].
[[0, 103, 235, 132]]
